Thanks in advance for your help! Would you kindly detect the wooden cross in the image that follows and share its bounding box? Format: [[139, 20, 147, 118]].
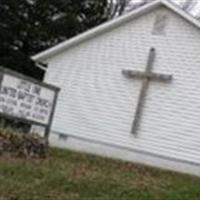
[[122, 48, 172, 135]]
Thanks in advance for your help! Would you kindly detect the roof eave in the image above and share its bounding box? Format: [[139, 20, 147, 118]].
[[31, 0, 162, 61], [162, 0, 200, 29], [32, 0, 200, 62]]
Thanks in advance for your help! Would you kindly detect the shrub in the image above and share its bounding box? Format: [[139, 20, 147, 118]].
[[0, 128, 48, 158]]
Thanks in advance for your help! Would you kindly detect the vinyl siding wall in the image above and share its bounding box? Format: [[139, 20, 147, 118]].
[[42, 6, 200, 175]]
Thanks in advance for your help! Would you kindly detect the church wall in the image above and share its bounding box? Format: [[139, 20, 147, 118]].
[[42, 6, 200, 175]]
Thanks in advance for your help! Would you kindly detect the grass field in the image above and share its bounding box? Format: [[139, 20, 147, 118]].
[[0, 148, 200, 200]]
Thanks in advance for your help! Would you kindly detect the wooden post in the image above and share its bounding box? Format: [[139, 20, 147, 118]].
[[45, 90, 59, 139], [131, 48, 156, 134]]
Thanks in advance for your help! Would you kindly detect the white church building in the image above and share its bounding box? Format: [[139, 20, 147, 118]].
[[32, 0, 200, 176]]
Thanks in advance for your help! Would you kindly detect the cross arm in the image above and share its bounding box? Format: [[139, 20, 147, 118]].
[[122, 69, 172, 82]]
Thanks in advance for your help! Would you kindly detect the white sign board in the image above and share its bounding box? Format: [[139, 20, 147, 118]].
[[0, 74, 56, 125]]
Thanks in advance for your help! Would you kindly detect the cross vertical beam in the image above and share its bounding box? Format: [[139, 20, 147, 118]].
[[122, 48, 172, 135], [131, 48, 155, 134]]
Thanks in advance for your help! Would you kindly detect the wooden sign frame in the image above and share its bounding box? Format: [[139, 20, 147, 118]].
[[0, 66, 60, 139]]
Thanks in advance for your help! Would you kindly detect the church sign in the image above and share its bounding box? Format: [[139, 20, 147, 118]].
[[0, 66, 60, 138]]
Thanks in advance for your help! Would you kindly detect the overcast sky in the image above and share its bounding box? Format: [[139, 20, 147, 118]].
[[130, 0, 200, 17]]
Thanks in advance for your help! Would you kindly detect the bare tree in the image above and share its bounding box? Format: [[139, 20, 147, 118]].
[[106, 0, 132, 17], [125, 0, 153, 13], [181, 0, 198, 12]]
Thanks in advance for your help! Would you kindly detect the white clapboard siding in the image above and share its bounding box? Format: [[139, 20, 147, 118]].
[[39, 6, 200, 175]]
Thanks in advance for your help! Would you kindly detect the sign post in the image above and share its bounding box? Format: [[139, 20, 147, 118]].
[[0, 66, 60, 140]]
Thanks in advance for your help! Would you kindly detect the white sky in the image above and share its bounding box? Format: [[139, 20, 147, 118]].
[[130, 0, 200, 17]]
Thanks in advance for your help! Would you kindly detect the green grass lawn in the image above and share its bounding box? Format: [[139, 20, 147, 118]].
[[0, 148, 200, 200]]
